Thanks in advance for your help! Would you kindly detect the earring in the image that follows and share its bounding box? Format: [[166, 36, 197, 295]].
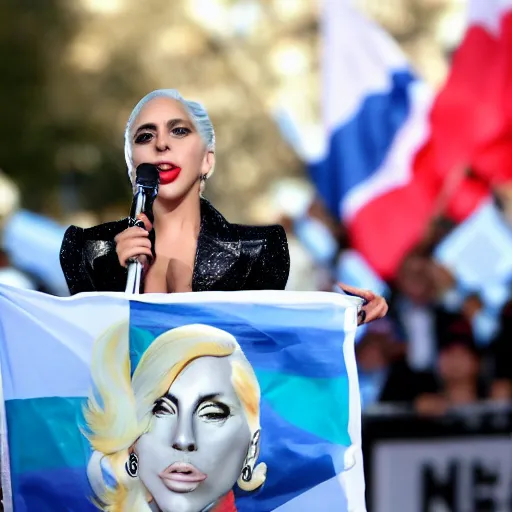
[[240, 429, 260, 483], [200, 174, 207, 182], [125, 452, 138, 478], [241, 464, 253, 483]]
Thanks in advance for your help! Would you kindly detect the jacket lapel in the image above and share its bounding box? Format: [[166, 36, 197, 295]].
[[192, 199, 251, 291]]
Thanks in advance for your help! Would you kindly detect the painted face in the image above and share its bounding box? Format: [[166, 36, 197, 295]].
[[130, 96, 214, 203], [135, 356, 251, 512]]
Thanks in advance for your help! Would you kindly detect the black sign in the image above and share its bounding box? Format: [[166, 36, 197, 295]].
[[363, 405, 512, 512]]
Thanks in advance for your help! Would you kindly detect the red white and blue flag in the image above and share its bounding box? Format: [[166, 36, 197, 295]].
[[284, 0, 512, 279]]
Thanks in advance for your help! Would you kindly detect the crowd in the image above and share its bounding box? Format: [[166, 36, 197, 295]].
[[278, 180, 512, 415]]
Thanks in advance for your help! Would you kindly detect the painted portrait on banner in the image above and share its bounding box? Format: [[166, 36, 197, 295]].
[[83, 322, 264, 512], [0, 287, 364, 511]]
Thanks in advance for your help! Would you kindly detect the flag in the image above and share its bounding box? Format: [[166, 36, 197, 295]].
[[295, 0, 512, 280], [308, 0, 433, 279], [416, 0, 512, 222], [0, 285, 365, 512]]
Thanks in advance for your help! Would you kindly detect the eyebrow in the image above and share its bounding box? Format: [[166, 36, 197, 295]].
[[133, 118, 194, 137]]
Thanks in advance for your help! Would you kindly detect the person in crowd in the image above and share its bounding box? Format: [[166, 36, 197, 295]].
[[380, 314, 488, 415], [356, 318, 405, 409], [489, 299, 512, 401]]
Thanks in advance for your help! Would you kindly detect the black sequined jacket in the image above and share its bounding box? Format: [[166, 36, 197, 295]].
[[60, 198, 290, 295]]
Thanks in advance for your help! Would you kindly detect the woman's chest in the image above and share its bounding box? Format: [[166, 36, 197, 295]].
[[144, 239, 198, 294]]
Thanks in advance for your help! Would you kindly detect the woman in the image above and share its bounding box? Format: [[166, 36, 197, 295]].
[[85, 323, 263, 512], [59, 89, 387, 322]]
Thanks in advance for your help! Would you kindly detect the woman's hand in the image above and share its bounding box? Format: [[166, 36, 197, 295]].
[[114, 213, 153, 268], [337, 283, 388, 325]]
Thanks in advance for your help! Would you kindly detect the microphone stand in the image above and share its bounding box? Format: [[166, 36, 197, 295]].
[[125, 183, 149, 295], [125, 259, 144, 295]]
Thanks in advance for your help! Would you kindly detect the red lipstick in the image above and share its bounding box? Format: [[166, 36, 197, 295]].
[[155, 162, 181, 185]]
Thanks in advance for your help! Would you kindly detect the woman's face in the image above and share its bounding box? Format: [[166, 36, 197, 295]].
[[135, 356, 252, 512], [130, 97, 214, 203]]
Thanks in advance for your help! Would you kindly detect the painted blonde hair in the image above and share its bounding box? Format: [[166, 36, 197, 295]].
[[84, 323, 264, 512]]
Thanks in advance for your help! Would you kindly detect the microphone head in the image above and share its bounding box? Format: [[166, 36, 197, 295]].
[[135, 163, 159, 188]]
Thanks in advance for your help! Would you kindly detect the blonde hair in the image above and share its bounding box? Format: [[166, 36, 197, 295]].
[[124, 89, 216, 192], [84, 323, 264, 511]]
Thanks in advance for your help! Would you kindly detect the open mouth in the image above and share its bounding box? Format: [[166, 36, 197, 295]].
[[156, 163, 177, 172], [155, 162, 181, 184]]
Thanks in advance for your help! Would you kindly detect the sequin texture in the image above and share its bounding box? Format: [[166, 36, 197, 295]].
[[60, 198, 290, 295]]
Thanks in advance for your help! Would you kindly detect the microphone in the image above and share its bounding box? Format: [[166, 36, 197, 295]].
[[129, 163, 159, 225], [125, 163, 159, 294]]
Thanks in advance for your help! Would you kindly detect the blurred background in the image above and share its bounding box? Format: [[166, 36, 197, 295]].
[[1, 0, 512, 509]]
